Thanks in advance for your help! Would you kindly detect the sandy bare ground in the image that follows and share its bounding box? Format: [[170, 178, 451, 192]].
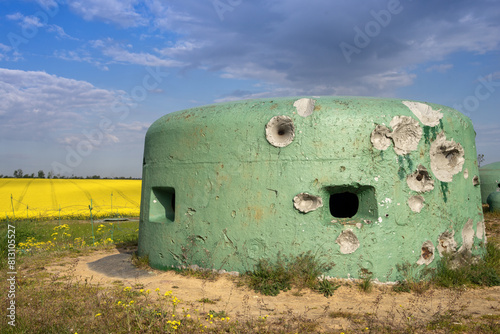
[[45, 247, 500, 332]]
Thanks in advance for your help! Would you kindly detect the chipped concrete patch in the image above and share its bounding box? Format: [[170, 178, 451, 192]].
[[408, 195, 425, 213], [458, 219, 474, 255], [336, 229, 360, 254], [417, 240, 435, 265], [430, 132, 465, 182], [265, 115, 295, 147], [437, 230, 458, 257], [293, 193, 323, 213], [370, 125, 392, 150], [293, 98, 316, 117], [402, 101, 443, 127], [464, 168, 469, 179], [407, 165, 435, 192], [476, 220, 485, 240], [389, 116, 422, 155], [473, 175, 480, 186]]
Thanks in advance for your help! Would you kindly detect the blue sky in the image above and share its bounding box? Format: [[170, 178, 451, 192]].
[[0, 0, 499, 178]]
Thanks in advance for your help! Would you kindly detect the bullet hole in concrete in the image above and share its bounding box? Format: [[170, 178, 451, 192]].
[[430, 133, 465, 182], [402, 101, 443, 127], [407, 165, 434, 192], [265, 115, 295, 147], [293, 193, 323, 213], [437, 230, 457, 257], [293, 98, 316, 117], [408, 195, 424, 213], [330, 192, 359, 218], [473, 176, 480, 186], [417, 240, 435, 265], [389, 116, 423, 155], [149, 187, 176, 223], [336, 229, 360, 254], [385, 214, 389, 217], [370, 124, 391, 150]]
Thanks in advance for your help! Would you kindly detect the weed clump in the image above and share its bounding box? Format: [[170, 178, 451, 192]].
[[246, 251, 336, 296], [358, 268, 373, 292], [433, 243, 500, 288], [393, 262, 433, 293]]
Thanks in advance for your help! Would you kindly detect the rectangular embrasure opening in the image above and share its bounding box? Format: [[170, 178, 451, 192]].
[[325, 185, 377, 223], [149, 187, 175, 223]]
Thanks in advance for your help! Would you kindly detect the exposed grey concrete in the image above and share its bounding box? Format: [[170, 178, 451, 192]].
[[265, 115, 295, 147], [402, 101, 443, 126], [437, 230, 458, 257], [458, 218, 474, 255], [293, 193, 323, 213], [293, 98, 316, 117], [408, 195, 425, 213], [416, 240, 435, 265], [336, 229, 360, 254], [430, 132, 465, 182], [370, 125, 392, 151], [407, 165, 435, 192], [389, 116, 422, 155]]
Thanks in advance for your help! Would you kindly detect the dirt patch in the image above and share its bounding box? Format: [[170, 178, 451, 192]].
[[46, 247, 500, 332]]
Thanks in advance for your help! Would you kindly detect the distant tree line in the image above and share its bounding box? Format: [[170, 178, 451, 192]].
[[1, 169, 140, 180]]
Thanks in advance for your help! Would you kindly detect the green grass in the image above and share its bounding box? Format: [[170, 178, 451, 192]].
[[433, 242, 500, 288], [2, 218, 500, 333], [245, 251, 336, 296], [0, 219, 138, 271], [358, 268, 373, 292]]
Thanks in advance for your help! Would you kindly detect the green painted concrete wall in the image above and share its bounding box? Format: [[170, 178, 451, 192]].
[[138, 97, 485, 282], [479, 162, 500, 204]]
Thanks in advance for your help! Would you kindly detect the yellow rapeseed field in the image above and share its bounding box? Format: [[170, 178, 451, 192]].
[[0, 178, 141, 220]]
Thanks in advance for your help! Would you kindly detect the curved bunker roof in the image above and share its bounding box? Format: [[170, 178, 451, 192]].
[[138, 97, 485, 281]]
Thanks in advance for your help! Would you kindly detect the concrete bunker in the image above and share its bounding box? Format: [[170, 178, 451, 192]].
[[138, 97, 486, 281], [479, 161, 500, 205]]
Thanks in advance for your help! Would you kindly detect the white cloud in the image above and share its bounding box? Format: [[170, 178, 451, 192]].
[[91, 39, 184, 67], [67, 0, 146, 27], [53, 49, 109, 70], [0, 68, 122, 141], [117, 121, 151, 132], [7, 12, 44, 28], [0, 43, 13, 61], [6, 12, 24, 21], [426, 64, 454, 73], [156, 41, 204, 58], [47, 25, 79, 40]]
